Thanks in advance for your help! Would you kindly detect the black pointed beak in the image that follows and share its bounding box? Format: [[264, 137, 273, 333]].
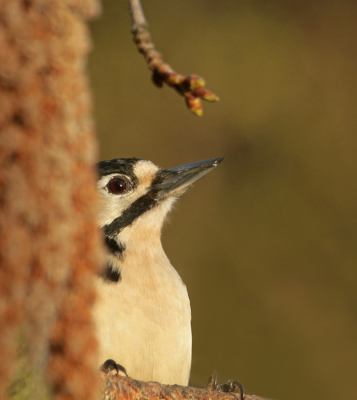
[[153, 157, 223, 196]]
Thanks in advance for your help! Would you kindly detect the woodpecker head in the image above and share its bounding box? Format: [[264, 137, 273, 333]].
[[97, 157, 223, 282]]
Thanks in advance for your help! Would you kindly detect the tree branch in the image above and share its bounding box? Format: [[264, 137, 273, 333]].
[[101, 373, 267, 400], [129, 0, 219, 117]]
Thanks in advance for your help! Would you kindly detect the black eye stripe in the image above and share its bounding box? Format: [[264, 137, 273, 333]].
[[103, 191, 158, 237]]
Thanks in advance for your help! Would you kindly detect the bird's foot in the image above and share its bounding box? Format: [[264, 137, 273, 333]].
[[205, 371, 245, 400], [100, 359, 129, 377]]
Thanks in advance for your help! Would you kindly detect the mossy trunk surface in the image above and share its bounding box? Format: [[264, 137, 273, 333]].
[[0, 1, 103, 400]]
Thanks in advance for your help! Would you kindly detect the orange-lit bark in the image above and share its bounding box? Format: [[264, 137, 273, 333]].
[[0, 1, 103, 400], [101, 374, 266, 400]]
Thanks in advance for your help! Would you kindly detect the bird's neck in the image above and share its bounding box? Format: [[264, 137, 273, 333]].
[[119, 227, 167, 267], [105, 225, 171, 274]]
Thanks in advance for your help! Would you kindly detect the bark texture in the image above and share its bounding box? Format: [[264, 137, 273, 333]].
[[101, 374, 266, 400], [0, 1, 103, 399]]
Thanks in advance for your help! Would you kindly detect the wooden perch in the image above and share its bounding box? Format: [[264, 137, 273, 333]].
[[129, 0, 219, 117], [101, 372, 266, 400]]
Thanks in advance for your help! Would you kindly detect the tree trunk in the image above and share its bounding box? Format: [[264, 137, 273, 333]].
[[0, 1, 103, 399]]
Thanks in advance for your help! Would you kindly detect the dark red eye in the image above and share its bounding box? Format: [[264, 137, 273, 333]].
[[108, 178, 127, 194]]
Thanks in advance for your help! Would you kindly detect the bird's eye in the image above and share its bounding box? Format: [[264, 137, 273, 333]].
[[108, 178, 127, 195]]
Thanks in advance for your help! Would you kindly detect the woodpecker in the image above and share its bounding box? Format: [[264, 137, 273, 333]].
[[93, 157, 223, 386]]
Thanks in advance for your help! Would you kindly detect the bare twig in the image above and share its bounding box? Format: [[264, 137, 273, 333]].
[[129, 0, 219, 117], [101, 373, 268, 400]]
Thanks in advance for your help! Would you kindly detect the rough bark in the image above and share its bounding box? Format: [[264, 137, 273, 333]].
[[0, 1, 103, 400], [101, 374, 266, 400]]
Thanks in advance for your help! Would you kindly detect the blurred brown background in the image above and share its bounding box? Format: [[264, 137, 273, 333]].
[[88, 1, 357, 400]]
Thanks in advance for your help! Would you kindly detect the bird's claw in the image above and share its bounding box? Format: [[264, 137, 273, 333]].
[[217, 379, 245, 397], [100, 359, 129, 377], [205, 371, 245, 400]]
